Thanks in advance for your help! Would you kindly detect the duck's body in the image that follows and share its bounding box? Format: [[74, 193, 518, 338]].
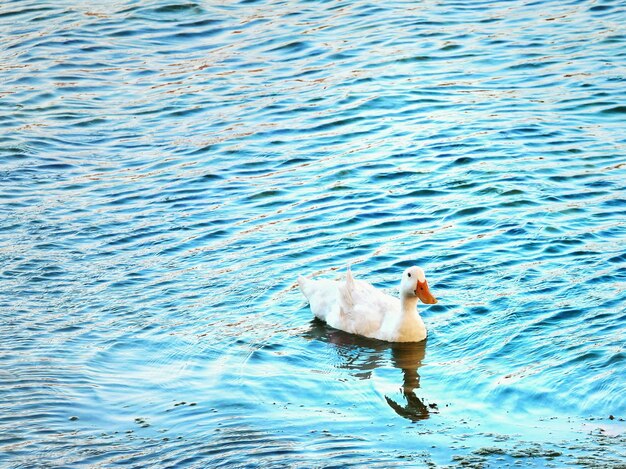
[[298, 266, 437, 343]]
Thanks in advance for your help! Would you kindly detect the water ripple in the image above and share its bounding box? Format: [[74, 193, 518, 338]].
[[1, 0, 626, 466]]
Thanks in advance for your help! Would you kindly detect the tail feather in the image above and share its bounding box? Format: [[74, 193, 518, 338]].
[[297, 276, 313, 300]]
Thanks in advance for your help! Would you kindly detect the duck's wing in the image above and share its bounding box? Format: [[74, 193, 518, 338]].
[[337, 266, 355, 310], [337, 267, 397, 337]]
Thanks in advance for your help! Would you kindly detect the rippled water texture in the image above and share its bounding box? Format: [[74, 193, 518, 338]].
[[1, 0, 626, 466]]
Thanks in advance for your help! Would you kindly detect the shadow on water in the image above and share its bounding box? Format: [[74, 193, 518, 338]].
[[305, 318, 435, 422]]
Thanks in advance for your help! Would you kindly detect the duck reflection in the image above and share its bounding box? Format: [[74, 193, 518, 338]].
[[305, 318, 437, 422]]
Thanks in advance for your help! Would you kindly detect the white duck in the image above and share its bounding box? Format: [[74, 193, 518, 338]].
[[298, 266, 437, 343]]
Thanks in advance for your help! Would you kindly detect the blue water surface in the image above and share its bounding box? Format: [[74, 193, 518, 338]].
[[1, 0, 625, 466]]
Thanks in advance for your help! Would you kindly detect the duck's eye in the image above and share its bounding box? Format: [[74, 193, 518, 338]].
[[407, 273, 411, 278]]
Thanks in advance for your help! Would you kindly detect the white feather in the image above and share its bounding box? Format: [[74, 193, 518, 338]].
[[298, 265, 436, 343]]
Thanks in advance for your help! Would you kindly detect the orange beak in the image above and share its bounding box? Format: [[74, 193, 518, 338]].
[[415, 279, 437, 304]]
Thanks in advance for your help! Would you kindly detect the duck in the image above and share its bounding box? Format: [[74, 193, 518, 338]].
[[298, 266, 437, 343]]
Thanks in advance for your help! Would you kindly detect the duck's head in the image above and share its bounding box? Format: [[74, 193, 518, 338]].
[[401, 266, 437, 304]]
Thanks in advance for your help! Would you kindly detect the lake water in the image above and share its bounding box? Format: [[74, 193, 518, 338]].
[[1, 0, 625, 467]]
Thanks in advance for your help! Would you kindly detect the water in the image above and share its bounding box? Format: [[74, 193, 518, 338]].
[[1, 0, 625, 466]]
